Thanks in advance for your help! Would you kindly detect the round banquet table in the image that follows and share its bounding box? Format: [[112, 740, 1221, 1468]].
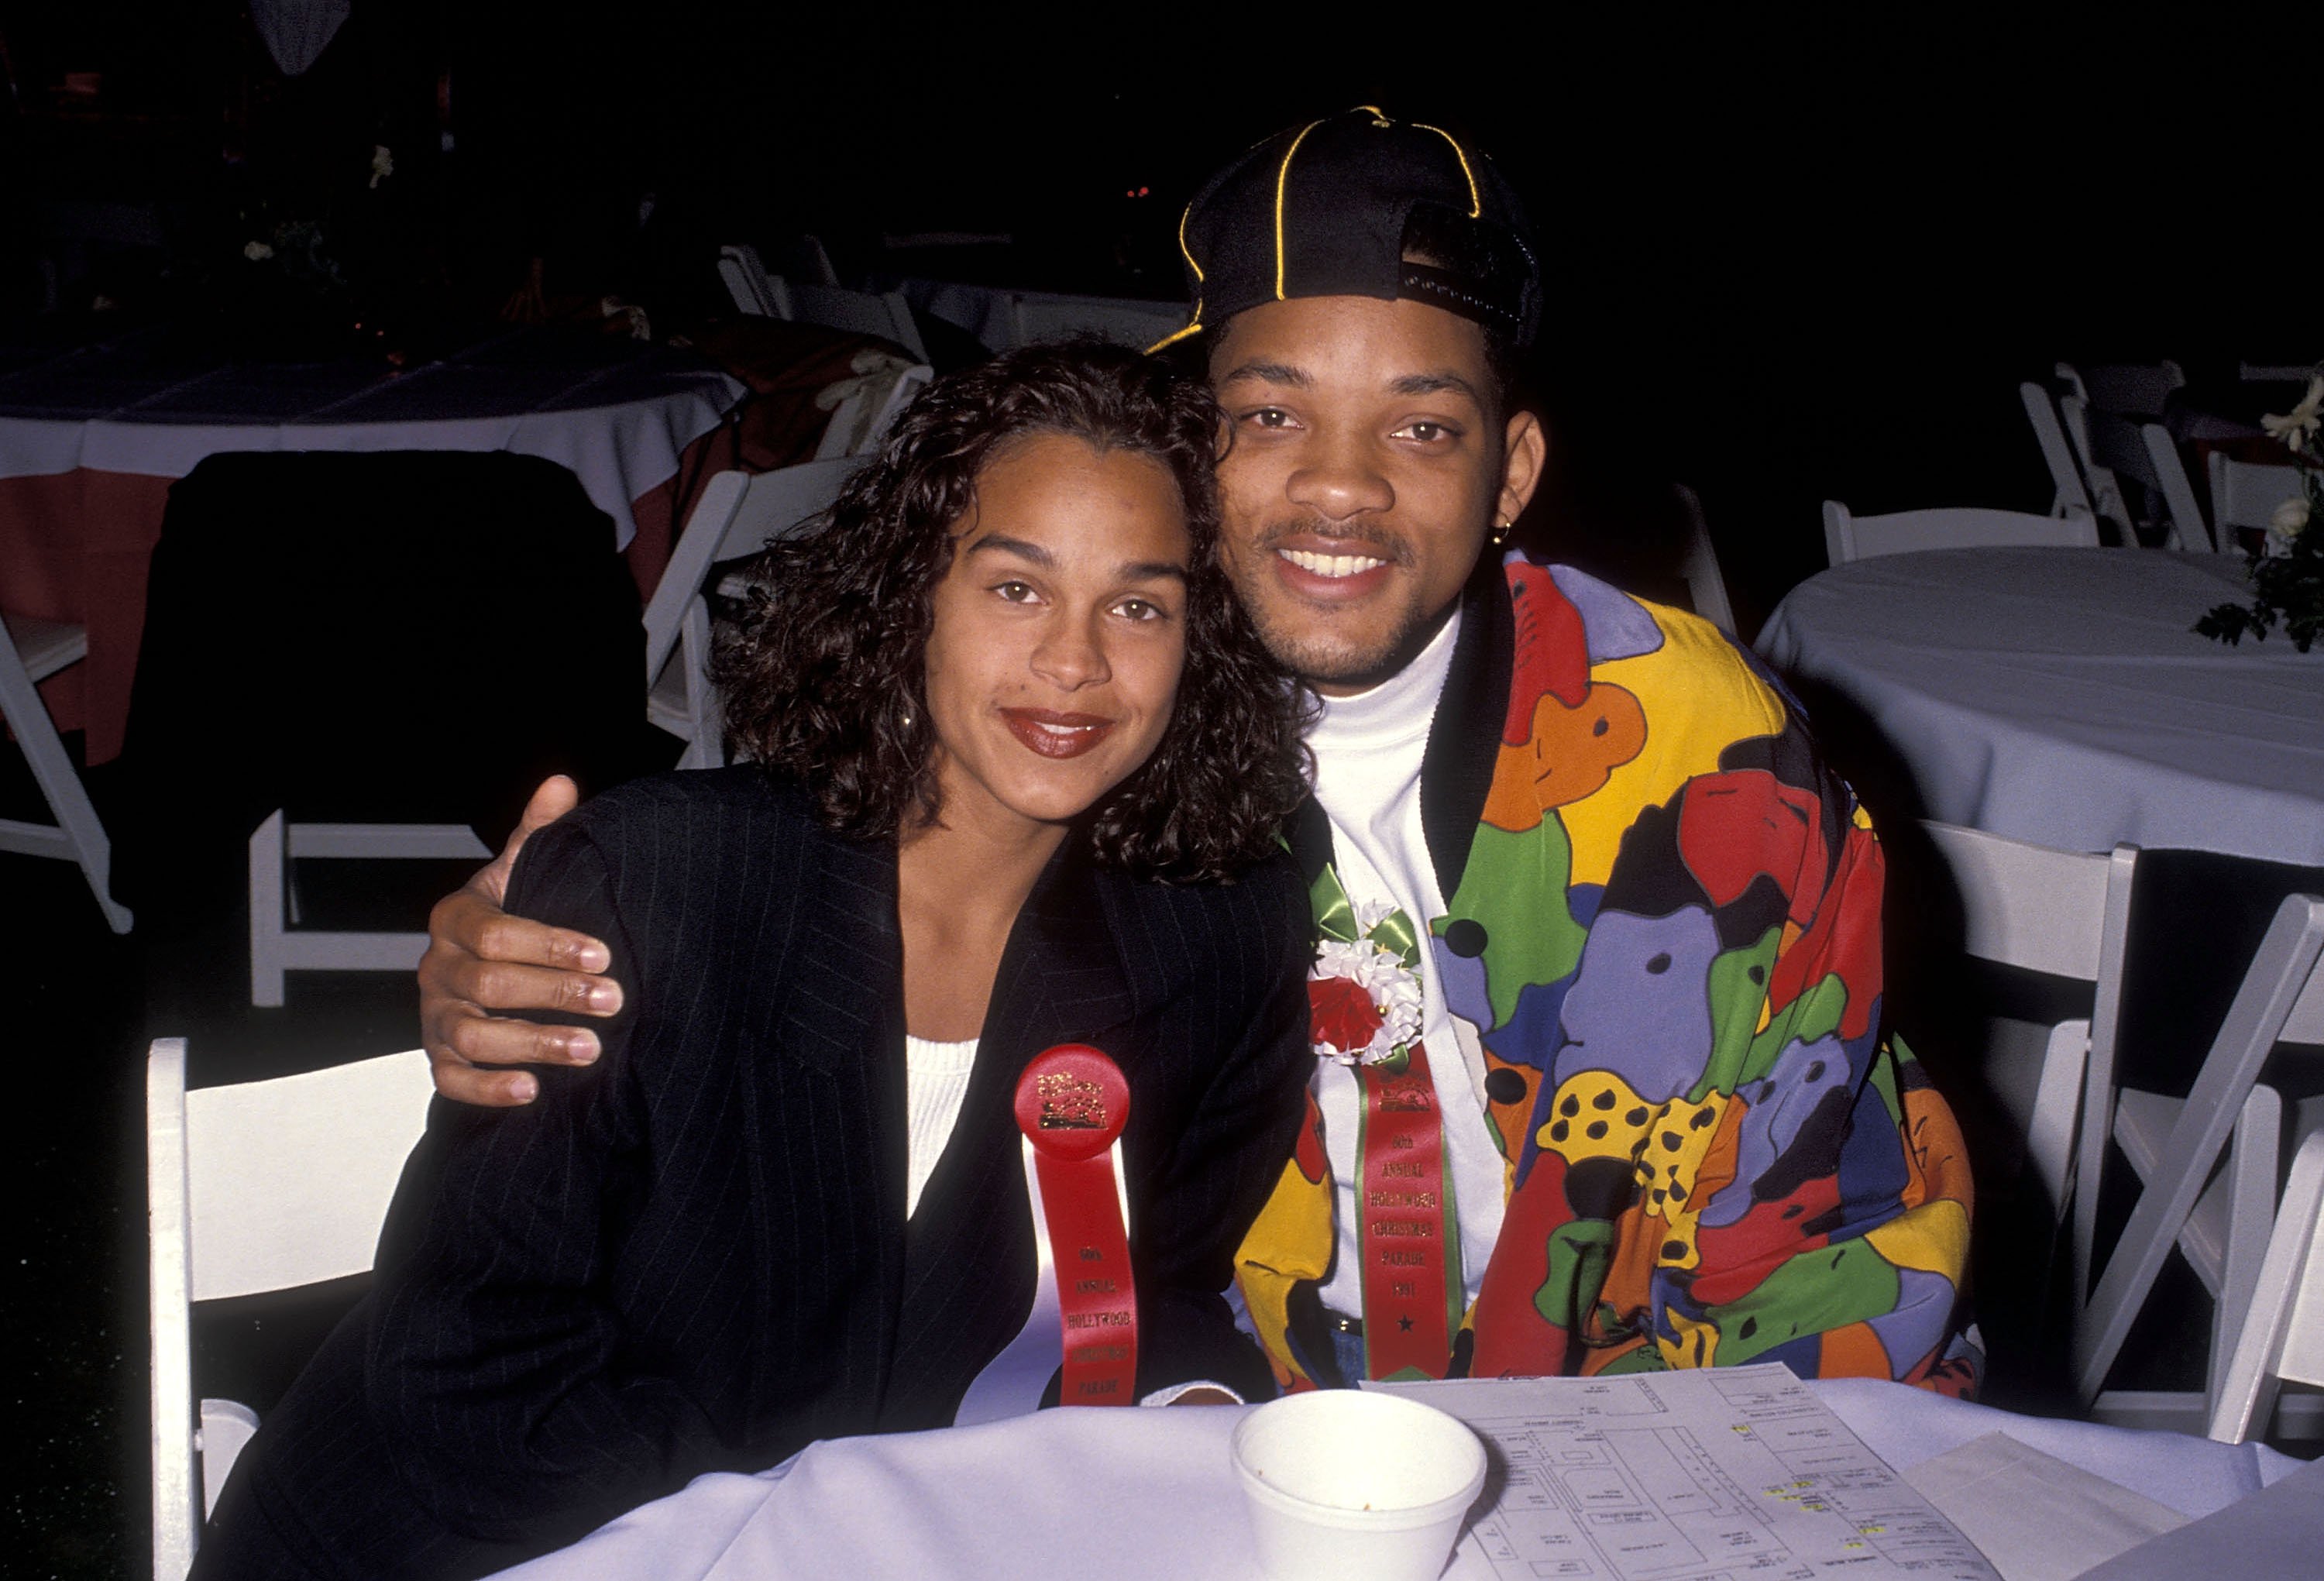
[[483, 1381, 2298, 1581], [0, 326, 744, 763], [1755, 548, 2324, 865]]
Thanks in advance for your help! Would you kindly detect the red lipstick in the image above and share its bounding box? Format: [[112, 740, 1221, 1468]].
[[1000, 708, 1117, 759]]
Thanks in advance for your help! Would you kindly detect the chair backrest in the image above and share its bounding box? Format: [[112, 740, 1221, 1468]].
[[1670, 483, 1736, 635], [116, 451, 647, 938], [2207, 1126, 2324, 1443], [717, 243, 789, 319], [2292, 957, 2324, 1046], [2054, 394, 2138, 543], [1917, 823, 2137, 1204], [2059, 402, 2213, 549], [2140, 421, 2215, 550], [796, 234, 839, 287], [1920, 823, 2137, 983], [2058, 359, 2186, 419], [643, 457, 867, 768], [0, 610, 132, 931], [148, 1037, 434, 1578], [641, 456, 865, 686], [1821, 499, 2099, 565], [812, 362, 933, 462], [788, 282, 929, 362], [2020, 381, 2095, 519], [2073, 892, 2324, 1407], [2209, 454, 2306, 534]]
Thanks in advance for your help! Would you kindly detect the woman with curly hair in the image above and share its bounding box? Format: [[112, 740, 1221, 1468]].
[[195, 342, 1317, 1580]]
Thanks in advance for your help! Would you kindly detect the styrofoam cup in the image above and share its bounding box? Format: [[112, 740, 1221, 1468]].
[[1230, 1390, 1488, 1581]]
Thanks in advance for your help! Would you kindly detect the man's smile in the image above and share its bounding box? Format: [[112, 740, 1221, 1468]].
[[1277, 547, 1392, 580]]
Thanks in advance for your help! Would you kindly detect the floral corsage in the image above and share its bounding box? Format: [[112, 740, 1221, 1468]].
[[1308, 937, 1423, 1065]]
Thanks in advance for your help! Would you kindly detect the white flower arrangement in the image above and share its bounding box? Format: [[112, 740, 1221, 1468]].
[[1308, 937, 1424, 1065], [2200, 365, 2324, 652], [2267, 493, 2310, 558], [2259, 376, 2323, 455]]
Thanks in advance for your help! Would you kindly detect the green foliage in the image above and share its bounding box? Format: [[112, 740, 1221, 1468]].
[[2195, 461, 2323, 655]]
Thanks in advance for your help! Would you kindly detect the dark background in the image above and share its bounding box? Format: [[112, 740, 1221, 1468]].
[[6, 8, 2312, 629], [1, 5, 2315, 1575]]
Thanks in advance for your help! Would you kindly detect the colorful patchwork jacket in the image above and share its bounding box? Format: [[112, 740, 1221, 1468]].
[[1236, 555, 1977, 1394]]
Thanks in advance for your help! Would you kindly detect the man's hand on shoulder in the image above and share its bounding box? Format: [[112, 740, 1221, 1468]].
[[419, 775, 622, 1107]]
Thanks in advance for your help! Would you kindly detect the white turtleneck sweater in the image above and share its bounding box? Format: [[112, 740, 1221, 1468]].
[[1302, 608, 1506, 1318]]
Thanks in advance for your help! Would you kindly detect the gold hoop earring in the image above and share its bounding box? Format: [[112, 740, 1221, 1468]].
[[1490, 519, 1513, 546]]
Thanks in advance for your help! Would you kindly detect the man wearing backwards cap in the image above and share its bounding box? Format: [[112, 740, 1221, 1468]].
[[419, 107, 1978, 1395]]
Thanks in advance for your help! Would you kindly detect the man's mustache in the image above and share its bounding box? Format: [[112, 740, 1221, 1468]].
[[1247, 517, 1415, 568]]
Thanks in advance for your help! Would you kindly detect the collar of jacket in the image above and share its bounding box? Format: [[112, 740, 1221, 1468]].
[[769, 811, 1139, 1081]]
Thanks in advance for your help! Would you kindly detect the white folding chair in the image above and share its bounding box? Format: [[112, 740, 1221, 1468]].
[[1820, 499, 2098, 566], [146, 1037, 435, 1579], [247, 812, 490, 1006], [717, 242, 790, 319], [1916, 823, 2136, 1217], [2052, 392, 2136, 543], [2074, 893, 2324, 1435], [787, 283, 928, 363], [2139, 421, 2213, 551], [713, 245, 930, 459], [811, 361, 933, 462], [1671, 483, 1736, 636], [2208, 454, 2306, 546], [2020, 381, 2097, 521], [641, 457, 865, 769], [0, 608, 132, 932], [2060, 397, 2213, 550], [2209, 1128, 2324, 1444]]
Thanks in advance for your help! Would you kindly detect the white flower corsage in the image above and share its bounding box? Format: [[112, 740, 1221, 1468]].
[[1308, 937, 1423, 1065]]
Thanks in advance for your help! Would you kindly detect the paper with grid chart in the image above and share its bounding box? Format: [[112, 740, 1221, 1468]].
[[1370, 1364, 1999, 1579]]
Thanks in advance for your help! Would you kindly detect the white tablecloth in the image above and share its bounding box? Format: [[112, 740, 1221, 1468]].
[[898, 280, 1187, 353], [489, 1381, 2298, 1581], [0, 326, 743, 548], [1755, 548, 2324, 865]]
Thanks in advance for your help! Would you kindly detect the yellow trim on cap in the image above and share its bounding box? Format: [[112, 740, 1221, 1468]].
[[1413, 122, 1481, 218], [1273, 119, 1325, 301], [1145, 311, 1205, 355], [1176, 201, 1203, 285]]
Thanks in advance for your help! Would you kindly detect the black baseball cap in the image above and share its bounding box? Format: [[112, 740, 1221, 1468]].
[[1153, 106, 1540, 355]]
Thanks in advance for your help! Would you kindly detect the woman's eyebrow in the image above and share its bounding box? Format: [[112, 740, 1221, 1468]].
[[1116, 560, 1189, 583], [963, 533, 1052, 565], [964, 537, 1186, 583]]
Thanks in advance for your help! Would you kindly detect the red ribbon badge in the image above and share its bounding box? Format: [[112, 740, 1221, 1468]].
[[1013, 1044, 1137, 1407], [1356, 1042, 1456, 1380]]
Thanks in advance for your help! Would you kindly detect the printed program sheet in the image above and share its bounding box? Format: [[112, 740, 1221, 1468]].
[[1371, 1365, 1999, 1579]]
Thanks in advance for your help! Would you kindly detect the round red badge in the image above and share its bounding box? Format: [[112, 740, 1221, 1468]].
[[1012, 1043, 1130, 1162]]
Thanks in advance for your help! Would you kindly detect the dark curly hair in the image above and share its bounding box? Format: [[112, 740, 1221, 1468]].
[[717, 339, 1312, 884]]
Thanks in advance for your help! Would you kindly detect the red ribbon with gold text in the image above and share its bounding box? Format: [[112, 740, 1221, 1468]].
[[1356, 1041, 1456, 1380], [1013, 1044, 1138, 1407]]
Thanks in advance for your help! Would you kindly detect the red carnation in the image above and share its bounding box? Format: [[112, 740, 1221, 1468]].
[[1309, 974, 1386, 1055]]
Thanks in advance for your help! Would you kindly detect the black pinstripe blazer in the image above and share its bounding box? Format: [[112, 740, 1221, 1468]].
[[197, 770, 1313, 1580]]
